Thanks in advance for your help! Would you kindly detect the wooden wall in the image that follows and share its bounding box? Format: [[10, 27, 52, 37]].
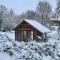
[[15, 21, 43, 42], [15, 21, 47, 42]]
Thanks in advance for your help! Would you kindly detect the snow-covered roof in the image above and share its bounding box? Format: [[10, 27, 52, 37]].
[[24, 19, 51, 33], [50, 18, 60, 21], [14, 19, 51, 33]]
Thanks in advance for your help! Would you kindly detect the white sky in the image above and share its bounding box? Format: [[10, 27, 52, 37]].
[[0, 0, 56, 15]]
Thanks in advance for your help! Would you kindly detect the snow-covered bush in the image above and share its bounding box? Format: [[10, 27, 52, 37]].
[[0, 31, 60, 60]]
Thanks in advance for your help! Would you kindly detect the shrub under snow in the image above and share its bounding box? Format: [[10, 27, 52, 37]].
[[0, 31, 60, 60]]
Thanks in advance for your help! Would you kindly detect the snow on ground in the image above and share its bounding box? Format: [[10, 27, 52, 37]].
[[0, 52, 13, 60], [48, 31, 59, 40], [0, 31, 15, 40], [0, 30, 60, 60], [5, 31, 15, 40]]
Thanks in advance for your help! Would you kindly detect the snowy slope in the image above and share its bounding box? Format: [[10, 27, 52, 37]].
[[0, 31, 60, 60]]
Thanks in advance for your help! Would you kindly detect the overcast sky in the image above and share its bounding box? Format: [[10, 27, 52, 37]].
[[0, 0, 56, 15]]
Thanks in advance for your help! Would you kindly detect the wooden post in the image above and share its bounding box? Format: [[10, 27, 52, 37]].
[[45, 33, 47, 42], [15, 30, 17, 41], [33, 30, 37, 41], [41, 33, 47, 42], [41, 34, 44, 42]]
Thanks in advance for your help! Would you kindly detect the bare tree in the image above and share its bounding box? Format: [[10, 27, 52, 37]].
[[36, 1, 52, 26], [17, 10, 41, 23], [55, 0, 60, 40], [0, 12, 3, 30]]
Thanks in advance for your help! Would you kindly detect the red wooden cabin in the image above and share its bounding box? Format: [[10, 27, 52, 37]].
[[14, 19, 51, 42]]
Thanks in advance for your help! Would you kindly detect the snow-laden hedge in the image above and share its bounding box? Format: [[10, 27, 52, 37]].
[[0, 32, 60, 60]]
